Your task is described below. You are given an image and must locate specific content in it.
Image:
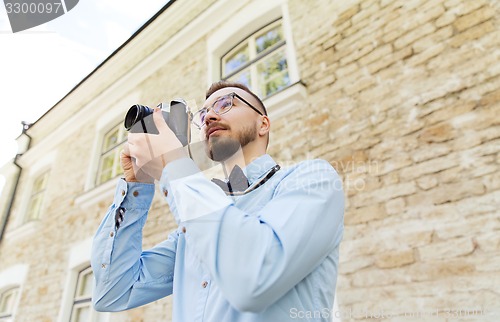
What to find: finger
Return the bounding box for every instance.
[122,142,130,156]
[127,143,140,162]
[153,107,170,132]
[130,145,151,168]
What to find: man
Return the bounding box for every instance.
[91,81,344,321]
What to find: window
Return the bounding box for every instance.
[70,267,100,322]
[58,239,108,322]
[25,170,49,222]
[0,287,19,321]
[221,19,290,99]
[96,122,126,185]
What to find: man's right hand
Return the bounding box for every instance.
[121,143,154,183]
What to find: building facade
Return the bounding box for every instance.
[0,0,499,321]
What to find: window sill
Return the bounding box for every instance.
[74,179,118,209]
[4,220,40,242]
[264,81,307,119]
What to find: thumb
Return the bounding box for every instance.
[153,106,170,132]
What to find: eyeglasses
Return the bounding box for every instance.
[192,92,264,129]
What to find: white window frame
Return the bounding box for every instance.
[221,18,290,99]
[69,267,97,322]
[58,238,109,322]
[24,170,50,222]
[0,287,19,321]
[206,0,307,120]
[0,264,28,322]
[3,151,56,241]
[95,121,127,186]
[20,151,55,225]
[75,91,141,209]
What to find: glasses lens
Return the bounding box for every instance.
[213,95,233,114]
[192,109,207,128]
[192,94,234,128]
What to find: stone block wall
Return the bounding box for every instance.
[278,0,499,320]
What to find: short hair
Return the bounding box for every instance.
[205,80,268,116]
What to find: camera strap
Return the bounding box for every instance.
[222,164,281,196]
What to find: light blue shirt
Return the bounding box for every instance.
[91,154,344,321]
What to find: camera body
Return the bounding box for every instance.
[124,98,190,146]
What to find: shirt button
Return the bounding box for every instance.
[133,190,139,197]
[121,190,125,196]
[101,264,107,269]
[201,281,208,288]
[182,226,186,233]
[163,189,168,197]
[110,232,114,237]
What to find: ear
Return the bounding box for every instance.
[258,115,270,137]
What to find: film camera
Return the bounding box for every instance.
[123,99,191,146]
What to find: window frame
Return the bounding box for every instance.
[24,170,50,222]
[0,286,19,321]
[69,266,96,322]
[206,0,304,119]
[95,120,127,186]
[58,238,109,322]
[220,18,290,99]
[0,265,26,322]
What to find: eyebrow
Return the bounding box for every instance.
[201,95,224,109]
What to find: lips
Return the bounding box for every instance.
[206,126,226,138]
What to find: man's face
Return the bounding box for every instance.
[202,87,262,161]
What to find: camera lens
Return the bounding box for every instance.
[124,104,150,131]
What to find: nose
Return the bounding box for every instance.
[204,107,221,126]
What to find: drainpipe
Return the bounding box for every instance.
[0,122,32,243]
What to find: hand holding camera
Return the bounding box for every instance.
[121,99,191,182]
[124,98,190,145]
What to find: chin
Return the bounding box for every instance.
[205,136,241,162]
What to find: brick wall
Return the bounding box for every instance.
[281,0,499,320]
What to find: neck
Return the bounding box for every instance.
[221,142,265,176]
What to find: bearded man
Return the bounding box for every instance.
[91,81,344,322]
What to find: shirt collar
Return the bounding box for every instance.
[243,154,277,186]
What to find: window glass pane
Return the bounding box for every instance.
[0,287,18,315]
[97,123,126,185]
[257,47,289,97]
[26,171,50,221]
[77,271,93,298]
[118,127,127,142]
[114,151,124,177]
[223,44,249,76]
[98,153,114,184]
[0,293,10,313]
[103,128,119,152]
[255,23,283,54]
[101,153,114,172]
[98,170,112,185]
[227,68,251,89]
[220,19,290,98]
[71,305,90,322]
[26,195,42,221]
[32,172,48,193]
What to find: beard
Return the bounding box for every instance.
[205,124,257,162]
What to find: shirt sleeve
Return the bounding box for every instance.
[160,158,344,313]
[91,179,178,312]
